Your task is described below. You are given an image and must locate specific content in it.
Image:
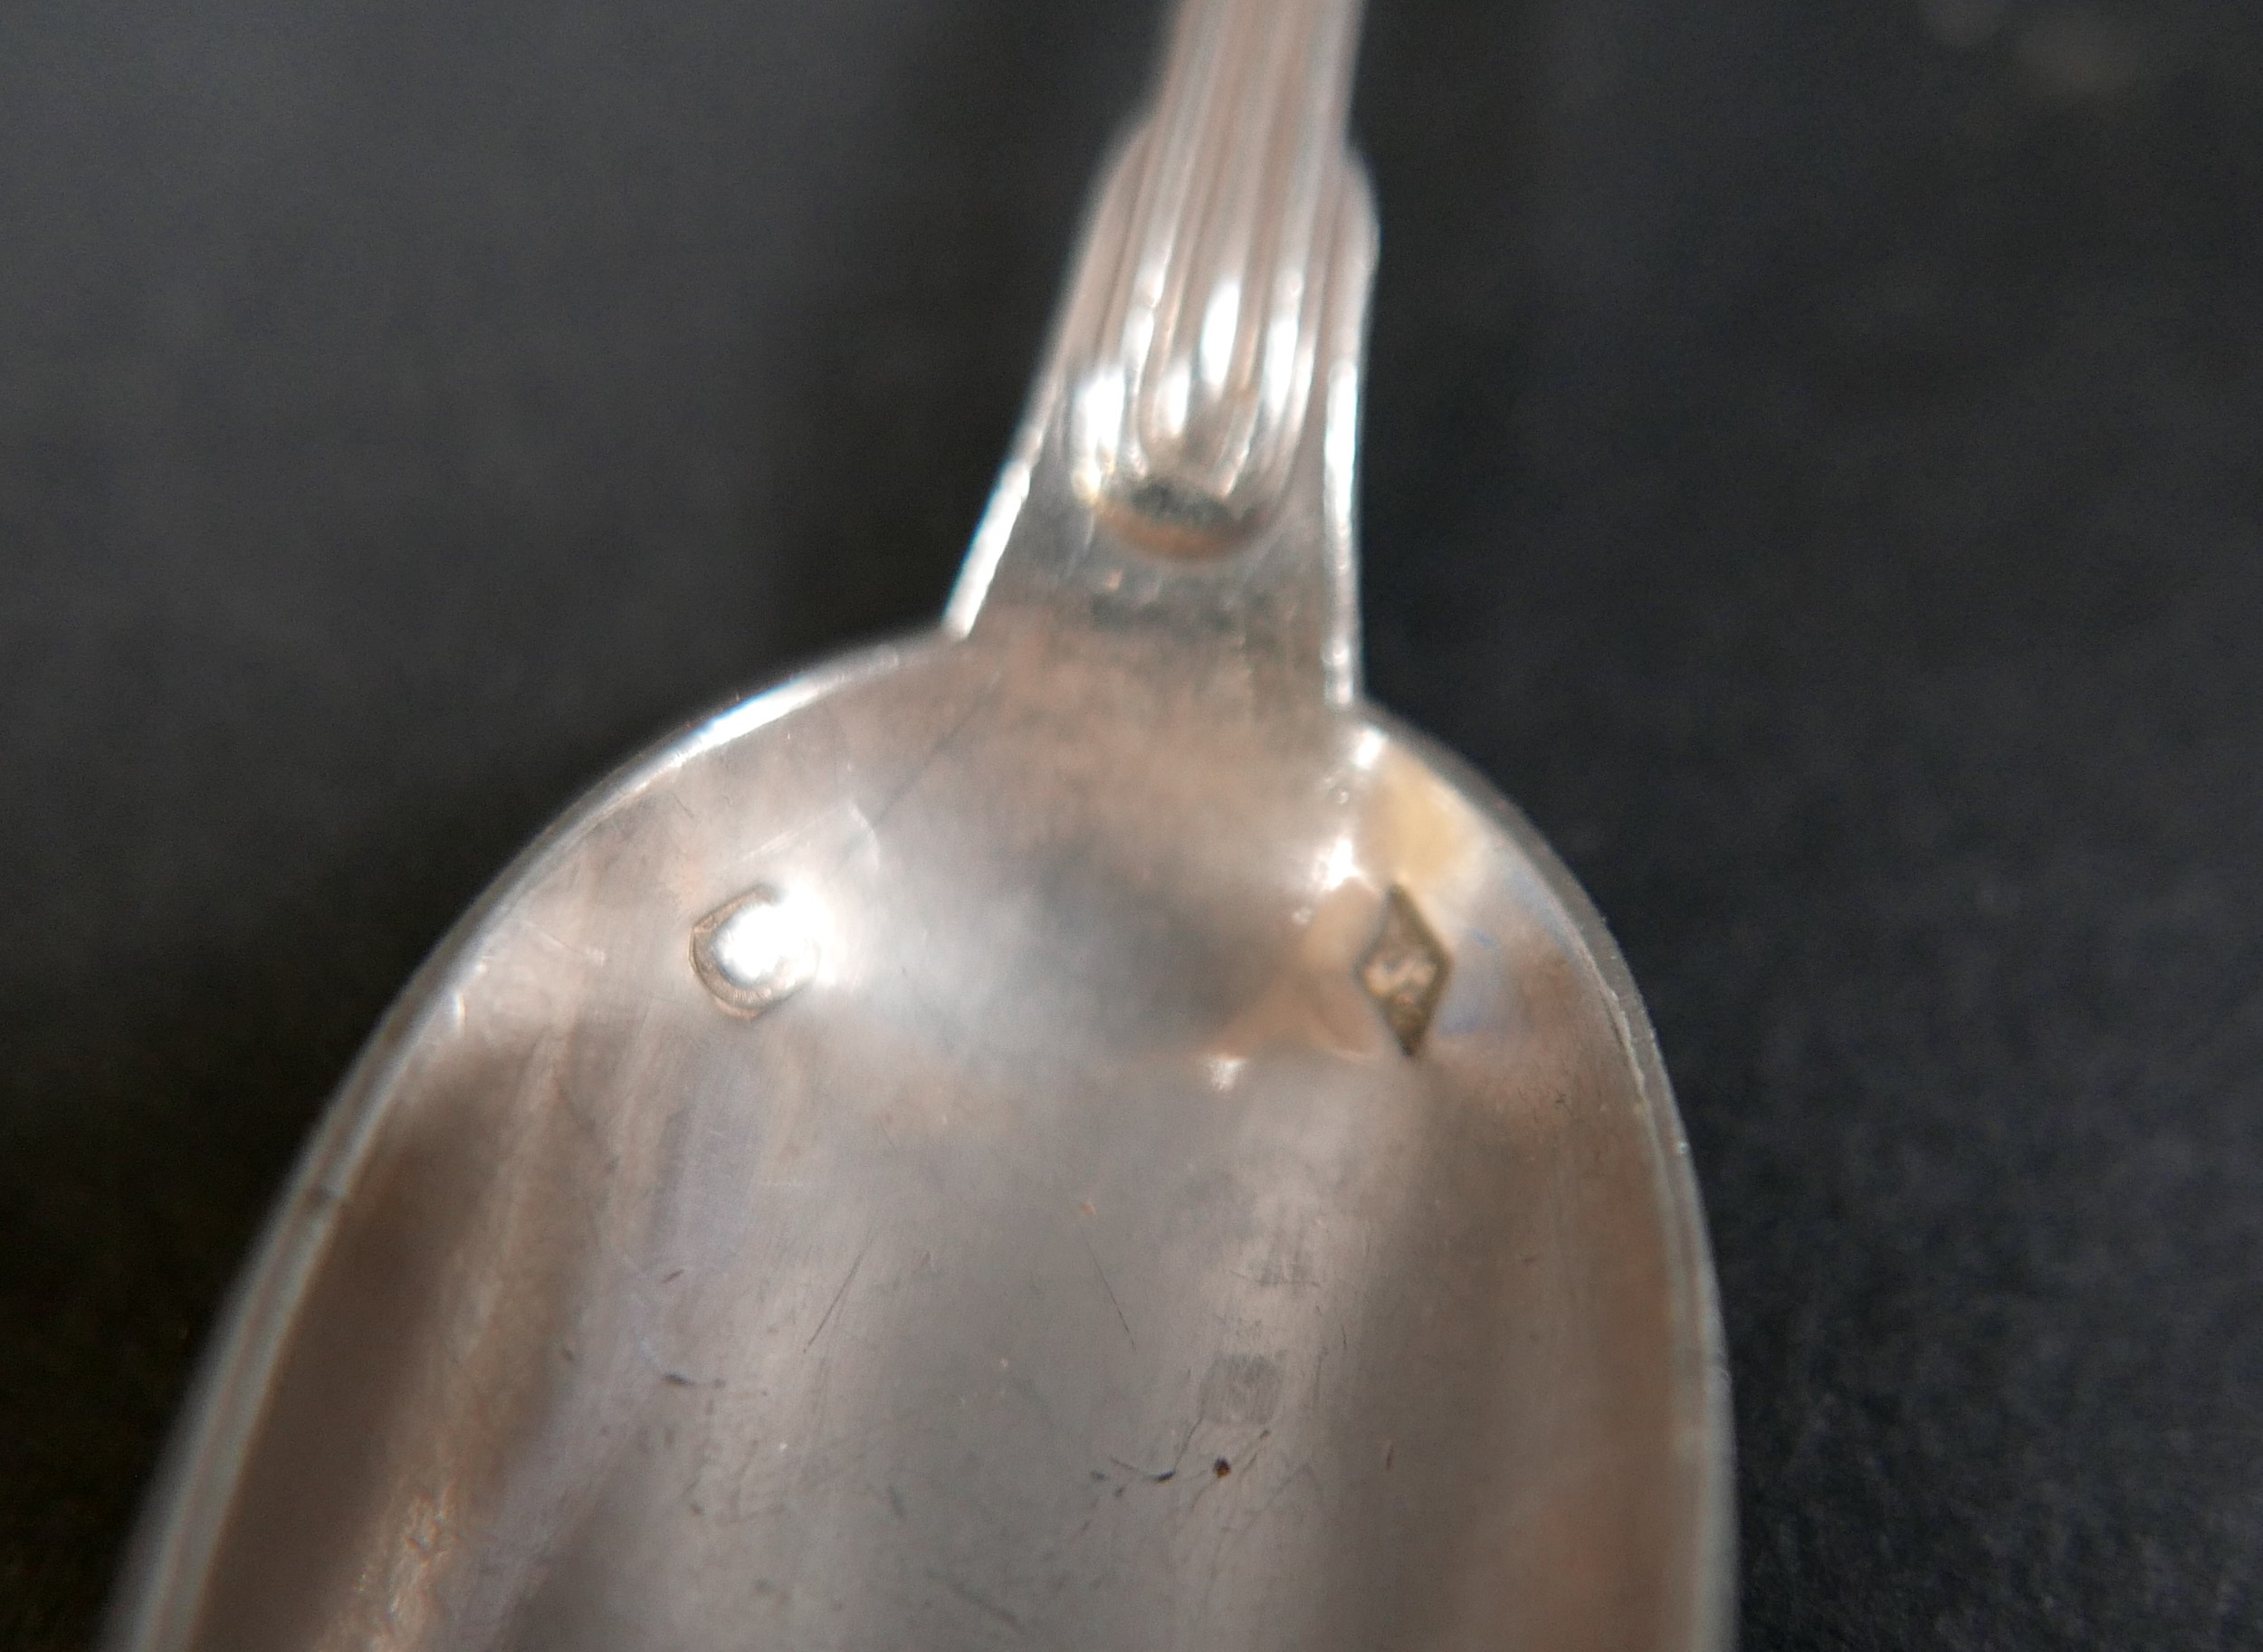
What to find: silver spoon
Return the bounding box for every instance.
[107,0,1731,1646]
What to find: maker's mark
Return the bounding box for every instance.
[692,885,817,1017]
[1359,886,1450,1055]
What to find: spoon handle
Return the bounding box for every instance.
[1070,0,1365,546]
[947,0,1377,711]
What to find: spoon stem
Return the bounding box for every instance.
[1069,0,1366,546]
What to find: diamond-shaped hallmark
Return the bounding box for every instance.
[692,885,817,1017]
[1359,885,1451,1055]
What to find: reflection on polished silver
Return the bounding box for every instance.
[105,0,1733,1647]
[690,885,817,1016]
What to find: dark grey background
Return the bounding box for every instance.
[5,0,2261,1645]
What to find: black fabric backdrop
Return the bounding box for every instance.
[5,0,2261,1645]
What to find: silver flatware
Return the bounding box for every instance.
[107,0,1732,1645]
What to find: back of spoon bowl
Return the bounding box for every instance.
[110,630,1729,1652]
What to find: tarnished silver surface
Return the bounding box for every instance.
[107,0,1733,1646]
